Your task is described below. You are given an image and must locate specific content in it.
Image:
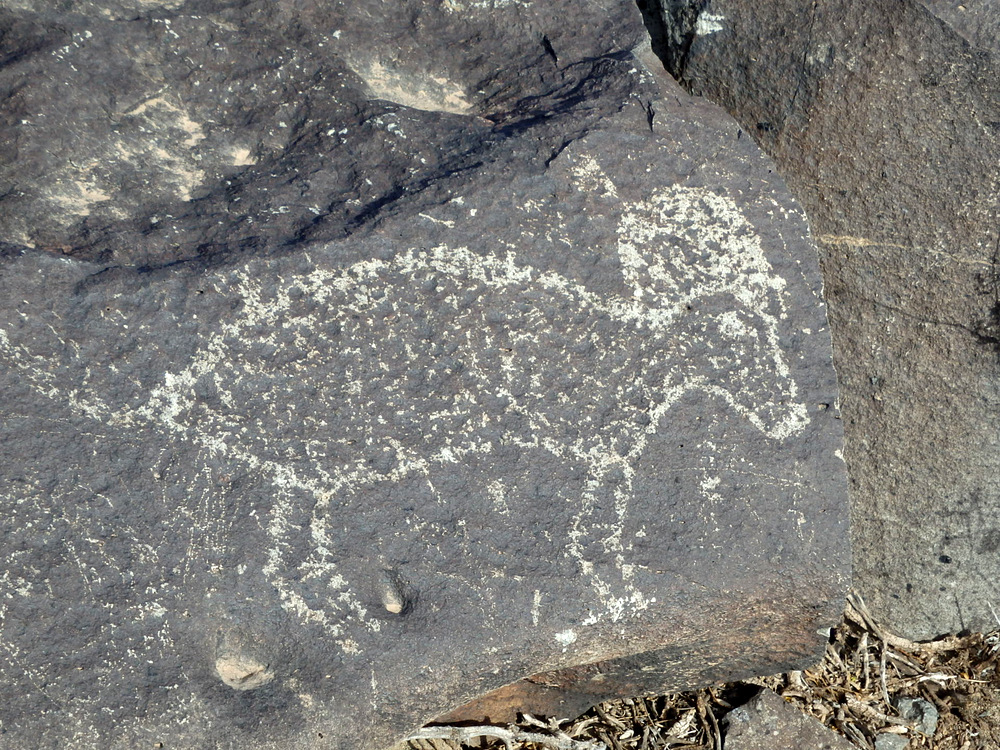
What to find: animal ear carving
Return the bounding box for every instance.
[617,185,807,440]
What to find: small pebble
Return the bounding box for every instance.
[874,733,910,750]
[215,654,273,690]
[895,697,938,736]
[380,571,406,614]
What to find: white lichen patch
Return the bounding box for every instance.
[569,154,619,199]
[112,140,204,204]
[46,178,112,220]
[229,146,256,167]
[124,96,205,148]
[695,13,725,36]
[346,58,471,115]
[28,92,211,235]
[442,0,531,12]
[555,629,577,650]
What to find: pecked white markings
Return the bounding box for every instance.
[0,157,810,651]
[695,13,726,36]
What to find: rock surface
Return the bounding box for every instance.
[650,0,1000,640]
[0,1,848,747]
[916,0,1000,55]
[722,688,858,750]
[896,696,938,737]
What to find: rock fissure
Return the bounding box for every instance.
[634,0,707,81]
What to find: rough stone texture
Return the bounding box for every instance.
[435,601,837,725]
[916,0,1000,56]
[896,696,938,736]
[722,688,857,750]
[653,0,1000,640]
[0,1,848,748]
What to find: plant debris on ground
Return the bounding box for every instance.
[401,592,1000,750]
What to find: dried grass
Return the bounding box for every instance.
[401,591,1000,750]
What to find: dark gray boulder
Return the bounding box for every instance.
[916,0,1000,55]
[723,688,857,750]
[0,1,848,747]
[648,0,1000,640]
[0,0,640,266]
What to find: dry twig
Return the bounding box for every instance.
[404,725,606,750]
[404,588,1000,750]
